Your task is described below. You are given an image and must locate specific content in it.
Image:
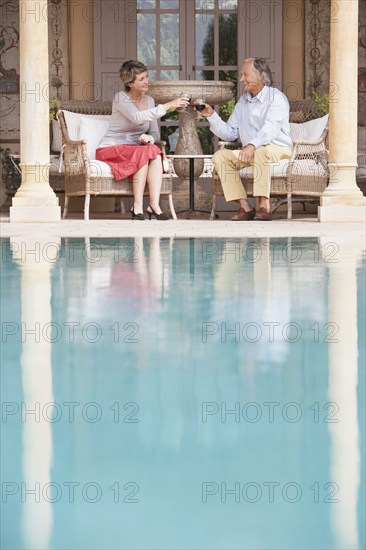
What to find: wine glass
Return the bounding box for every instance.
[194,98,206,112]
[177,92,192,111]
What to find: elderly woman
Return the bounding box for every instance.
[96,60,188,220]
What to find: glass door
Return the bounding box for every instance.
[137,0,239,153]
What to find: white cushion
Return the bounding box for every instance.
[239,158,327,180]
[85,159,171,179]
[86,159,114,177]
[239,159,289,178]
[358,126,366,154]
[49,154,63,174]
[79,116,110,159]
[51,119,62,152]
[60,111,111,157]
[289,114,329,142]
[238,116,329,180]
[288,158,328,178]
[357,128,366,176]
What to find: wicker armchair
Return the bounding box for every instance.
[211,99,329,220]
[55,100,177,220]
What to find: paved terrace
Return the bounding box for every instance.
[1,212,365,241]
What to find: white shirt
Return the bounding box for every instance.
[207,85,292,149]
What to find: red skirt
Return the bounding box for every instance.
[95,144,163,182]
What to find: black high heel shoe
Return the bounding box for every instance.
[146,205,169,221]
[131,208,144,221]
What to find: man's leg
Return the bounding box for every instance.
[252,145,292,218]
[212,149,255,220]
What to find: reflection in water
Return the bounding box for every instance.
[89,236,170,305]
[323,237,364,549]
[10,237,60,549]
[3,236,364,550]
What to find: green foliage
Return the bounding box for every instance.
[49,98,57,121]
[197,127,214,155]
[138,14,179,74]
[201,14,237,120]
[312,90,330,114]
[0,148,21,192]
[220,97,236,121]
[202,14,237,68]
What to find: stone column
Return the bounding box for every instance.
[10,0,60,222]
[318,0,365,222]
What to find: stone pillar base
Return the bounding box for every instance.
[10,162,61,222]
[10,205,61,222]
[318,204,366,223]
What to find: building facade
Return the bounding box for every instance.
[0,0,365,219]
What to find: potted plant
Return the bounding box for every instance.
[49,98,62,153]
[312,90,330,114]
[49,98,57,122]
[0,147,21,192]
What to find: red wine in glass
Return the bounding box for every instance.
[195,99,206,111]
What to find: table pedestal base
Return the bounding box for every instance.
[167,154,213,217]
[173,179,211,214]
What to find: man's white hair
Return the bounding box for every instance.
[244,57,273,86]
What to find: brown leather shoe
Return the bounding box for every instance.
[254,207,272,221]
[231,207,256,221]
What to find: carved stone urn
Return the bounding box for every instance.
[149,80,234,212]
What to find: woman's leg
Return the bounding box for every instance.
[146,157,163,213]
[132,163,149,213]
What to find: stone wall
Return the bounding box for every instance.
[1,0,364,209]
[305,0,365,125]
[359,0,366,125]
[305,0,330,98]
[0,0,70,147]
[0,0,70,205]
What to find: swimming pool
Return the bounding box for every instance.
[1,236,365,550]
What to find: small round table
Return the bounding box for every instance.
[167,154,214,218]
[149,80,234,211]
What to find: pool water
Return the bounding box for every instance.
[1,237,365,550]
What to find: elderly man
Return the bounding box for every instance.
[199,58,292,220]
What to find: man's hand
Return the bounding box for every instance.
[238,144,255,164]
[194,102,214,117]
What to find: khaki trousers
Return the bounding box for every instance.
[212,145,292,201]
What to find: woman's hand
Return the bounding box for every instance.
[139,134,154,145]
[164,97,190,111]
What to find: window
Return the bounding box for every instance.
[137,0,239,152]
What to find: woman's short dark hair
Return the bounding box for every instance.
[253,58,273,86]
[119,60,147,91]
